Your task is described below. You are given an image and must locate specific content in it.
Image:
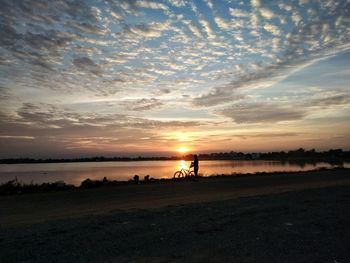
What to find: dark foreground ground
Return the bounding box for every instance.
[1,170,350,262]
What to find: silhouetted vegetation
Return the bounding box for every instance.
[80,177,111,188]
[0,177,74,195]
[185,148,349,163]
[0,175,159,195]
[1,167,349,196]
[1,148,349,164]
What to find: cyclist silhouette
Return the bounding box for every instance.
[190,154,199,177]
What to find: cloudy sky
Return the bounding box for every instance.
[0,0,349,158]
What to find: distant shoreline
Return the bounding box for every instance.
[1,148,349,164]
[1,158,350,164]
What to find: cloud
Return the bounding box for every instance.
[229,8,249,18]
[73,57,96,68]
[193,0,350,107]
[251,0,262,8]
[120,22,170,38]
[263,24,281,36]
[0,86,11,100]
[67,21,105,35]
[211,88,350,124]
[198,16,215,39]
[1,0,350,156]
[124,98,164,111]
[10,103,202,130]
[0,135,35,140]
[299,0,309,5]
[0,101,206,157]
[73,57,102,76]
[291,12,302,26]
[278,3,293,12]
[214,16,231,31]
[182,20,203,38]
[309,92,350,108]
[218,102,306,123]
[260,8,275,20]
[135,1,169,11]
[192,87,245,107]
[204,0,214,9]
[234,132,302,140]
[167,0,187,8]
[0,0,116,94]
[191,57,316,107]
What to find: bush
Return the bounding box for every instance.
[0,177,74,195]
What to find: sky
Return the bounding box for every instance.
[0,0,350,158]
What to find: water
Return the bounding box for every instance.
[0,160,348,186]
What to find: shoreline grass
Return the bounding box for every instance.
[1,167,349,196]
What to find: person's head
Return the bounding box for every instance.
[194,154,198,160]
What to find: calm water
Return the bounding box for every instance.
[0,160,348,186]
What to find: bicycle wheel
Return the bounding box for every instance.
[173,171,184,178]
[187,170,195,177]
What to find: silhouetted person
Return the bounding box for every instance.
[190,154,199,177]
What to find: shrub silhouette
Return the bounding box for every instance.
[0,177,74,195]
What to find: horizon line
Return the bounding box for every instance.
[1,148,348,161]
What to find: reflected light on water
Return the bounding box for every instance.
[1,160,349,185]
[180,160,189,170]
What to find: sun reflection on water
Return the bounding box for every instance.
[179,160,189,170]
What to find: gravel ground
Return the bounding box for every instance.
[1,185,349,263]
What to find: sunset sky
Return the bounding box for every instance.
[0,0,349,158]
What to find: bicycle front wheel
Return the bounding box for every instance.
[173,171,184,178]
[187,170,195,177]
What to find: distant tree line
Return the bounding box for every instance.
[1,148,349,164]
[0,156,173,164]
[184,148,349,161]
[182,148,349,166]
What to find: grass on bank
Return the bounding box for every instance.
[1,167,348,196]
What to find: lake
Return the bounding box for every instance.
[0,160,348,186]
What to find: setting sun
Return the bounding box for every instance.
[177,147,189,154]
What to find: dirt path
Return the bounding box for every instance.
[1,183,350,262]
[1,169,349,227]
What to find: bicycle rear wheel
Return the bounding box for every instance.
[173,171,184,178]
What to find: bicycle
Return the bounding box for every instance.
[173,166,195,178]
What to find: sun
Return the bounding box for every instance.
[177,147,189,154]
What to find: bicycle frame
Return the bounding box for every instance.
[173,167,195,178]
